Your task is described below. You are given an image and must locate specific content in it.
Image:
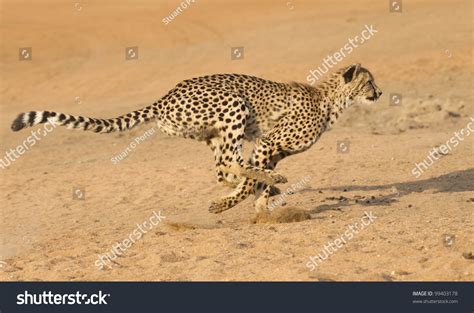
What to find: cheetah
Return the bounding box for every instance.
[11,63,382,214]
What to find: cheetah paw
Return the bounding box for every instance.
[268,172,288,184]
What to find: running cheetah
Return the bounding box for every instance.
[11,63,382,213]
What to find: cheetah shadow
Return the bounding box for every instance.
[304,168,474,215]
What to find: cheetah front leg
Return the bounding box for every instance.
[209,137,277,213]
[254,152,289,212]
[209,114,312,214]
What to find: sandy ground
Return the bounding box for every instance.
[0,0,473,281]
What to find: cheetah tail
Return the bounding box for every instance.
[11,103,160,133]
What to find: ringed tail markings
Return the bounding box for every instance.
[11,102,161,133]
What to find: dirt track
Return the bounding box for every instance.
[0,0,473,281]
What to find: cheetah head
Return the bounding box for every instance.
[340,64,382,105]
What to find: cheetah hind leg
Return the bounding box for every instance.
[206,138,242,188]
[218,164,287,186]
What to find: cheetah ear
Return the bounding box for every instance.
[342,63,361,83]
